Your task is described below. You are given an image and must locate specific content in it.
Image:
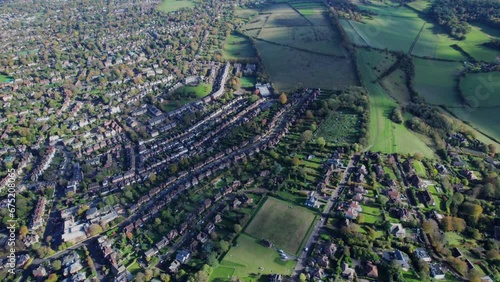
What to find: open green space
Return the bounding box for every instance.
[343,14,423,52]
[0,75,14,83]
[449,107,500,142]
[254,40,356,91]
[406,0,432,13]
[414,58,463,106]
[174,83,212,98]
[356,49,434,157]
[315,111,360,145]
[380,69,411,104]
[157,0,194,13]
[240,76,256,88]
[460,72,500,107]
[240,3,356,91]
[257,25,344,56]
[244,197,316,255]
[412,160,427,177]
[412,22,499,62]
[210,233,296,281]
[222,33,256,60]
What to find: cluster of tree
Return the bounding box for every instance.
[327,0,375,21]
[428,0,500,39]
[483,38,500,50]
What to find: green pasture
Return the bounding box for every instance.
[413,58,463,106]
[244,197,316,255]
[157,0,194,12]
[356,49,434,157]
[222,33,256,60]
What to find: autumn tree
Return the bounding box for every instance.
[19,225,28,238]
[278,92,287,104]
[301,130,313,142]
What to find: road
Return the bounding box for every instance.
[292,154,359,277]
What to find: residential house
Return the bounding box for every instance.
[430,263,445,280]
[365,261,379,279]
[390,223,406,238]
[176,250,190,264]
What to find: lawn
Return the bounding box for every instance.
[157,0,194,13]
[356,49,434,157]
[315,111,360,145]
[412,160,427,177]
[173,83,212,98]
[445,232,465,246]
[210,234,296,281]
[460,72,500,107]
[360,204,382,224]
[244,197,316,254]
[0,75,13,83]
[414,58,463,106]
[240,76,256,88]
[222,33,256,60]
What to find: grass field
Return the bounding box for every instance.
[210,234,296,281]
[0,75,14,83]
[257,25,345,56]
[241,3,357,91]
[380,69,411,104]
[414,58,463,106]
[413,160,427,177]
[356,49,435,157]
[254,40,357,91]
[315,111,360,145]
[450,107,500,141]
[460,72,500,107]
[240,76,257,88]
[222,33,256,60]
[360,204,382,224]
[174,83,212,97]
[157,0,194,13]
[244,197,316,254]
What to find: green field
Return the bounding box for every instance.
[344,12,423,52]
[460,72,500,107]
[240,76,257,88]
[244,197,316,254]
[174,83,212,97]
[241,3,357,91]
[0,75,14,83]
[315,111,360,145]
[414,58,463,106]
[450,107,500,141]
[222,33,256,60]
[157,0,194,13]
[210,234,296,281]
[380,69,411,104]
[254,40,357,91]
[413,160,427,177]
[356,49,435,157]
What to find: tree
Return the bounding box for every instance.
[317,137,326,148]
[234,224,242,233]
[160,274,171,282]
[487,144,496,156]
[414,152,423,161]
[278,92,287,104]
[391,107,403,124]
[51,260,62,271]
[301,130,313,142]
[46,273,58,282]
[19,225,28,238]
[299,273,307,282]
[218,240,230,253]
[292,157,301,166]
[88,224,103,236]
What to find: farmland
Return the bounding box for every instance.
[413,58,463,106]
[460,72,500,107]
[210,234,296,281]
[240,2,357,91]
[157,0,194,13]
[244,197,316,255]
[222,33,256,60]
[356,48,435,157]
